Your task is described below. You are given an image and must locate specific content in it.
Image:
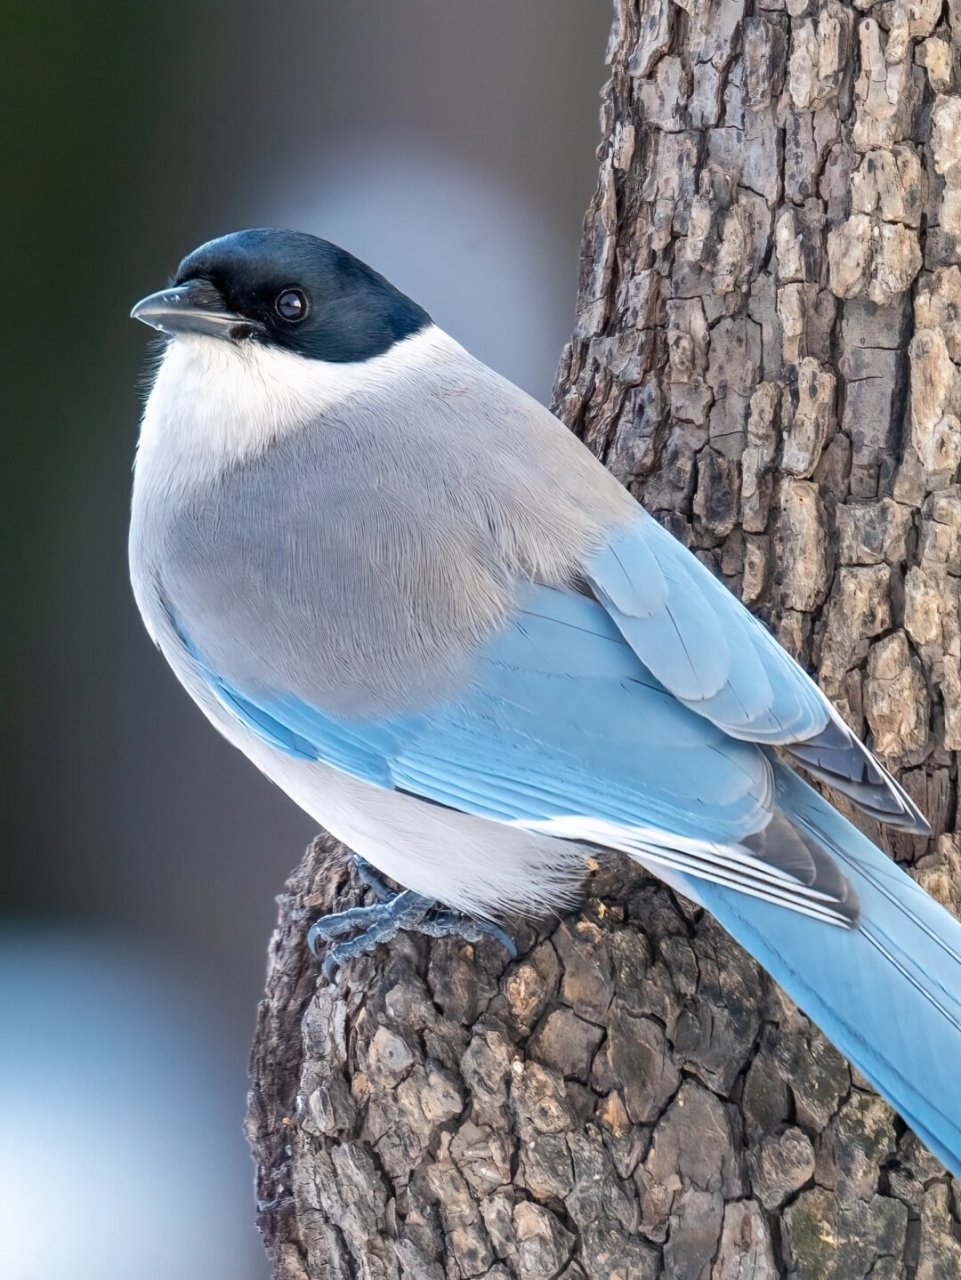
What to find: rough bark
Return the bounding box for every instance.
[248,3,961,1277]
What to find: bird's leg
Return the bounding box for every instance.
[350,855,396,902]
[308,859,517,980]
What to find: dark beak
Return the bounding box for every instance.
[130,280,261,340]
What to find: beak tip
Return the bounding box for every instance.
[130,297,163,330]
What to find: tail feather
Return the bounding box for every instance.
[742,810,860,919]
[687,765,961,1178]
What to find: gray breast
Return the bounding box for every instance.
[132,354,631,719]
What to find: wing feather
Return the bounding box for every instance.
[586,515,927,832]
[176,584,856,920]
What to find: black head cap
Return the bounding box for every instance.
[174,229,431,362]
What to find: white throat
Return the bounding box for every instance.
[134,322,459,483]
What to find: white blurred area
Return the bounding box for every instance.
[0,929,252,1280]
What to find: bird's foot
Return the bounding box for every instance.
[308,857,517,980]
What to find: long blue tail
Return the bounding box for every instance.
[692,766,961,1177]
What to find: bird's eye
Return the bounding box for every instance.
[274,288,308,322]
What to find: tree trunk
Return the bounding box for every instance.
[247,3,961,1277]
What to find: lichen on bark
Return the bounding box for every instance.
[249,3,961,1277]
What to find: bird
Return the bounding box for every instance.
[130,228,961,1178]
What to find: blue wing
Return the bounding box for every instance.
[177,584,854,923]
[585,515,927,830]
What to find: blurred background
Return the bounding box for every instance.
[2,3,610,1276]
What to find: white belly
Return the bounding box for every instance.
[201,686,589,918]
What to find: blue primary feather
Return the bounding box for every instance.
[586,515,830,741]
[691,766,961,1177]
